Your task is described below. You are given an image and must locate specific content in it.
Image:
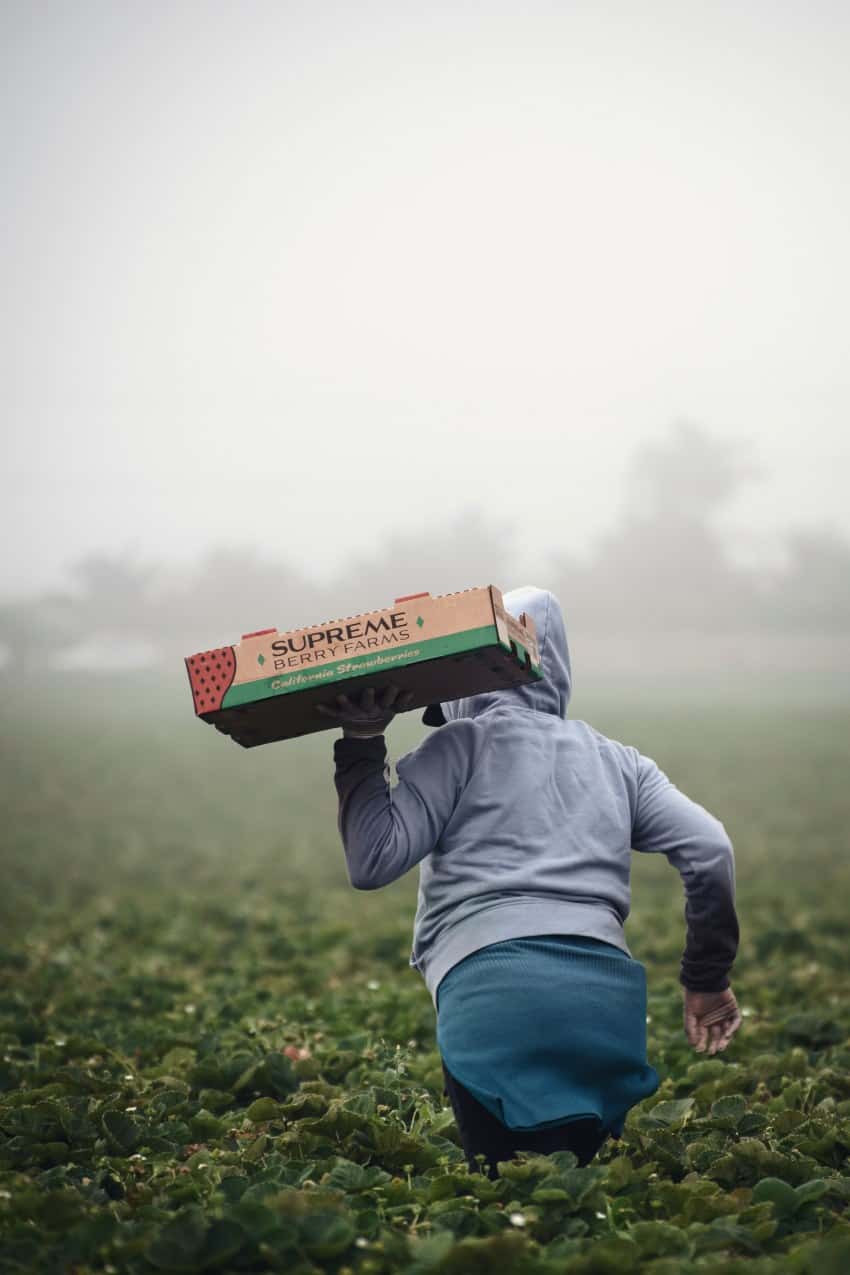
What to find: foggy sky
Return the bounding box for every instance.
[3,0,849,597]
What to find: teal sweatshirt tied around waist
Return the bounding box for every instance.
[332,585,740,1007]
[435,934,660,1134]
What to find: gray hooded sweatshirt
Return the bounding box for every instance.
[332,585,739,1008]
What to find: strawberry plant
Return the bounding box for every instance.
[0,678,848,1271]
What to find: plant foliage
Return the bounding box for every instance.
[1,682,848,1272]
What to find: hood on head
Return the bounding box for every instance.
[425,586,571,724]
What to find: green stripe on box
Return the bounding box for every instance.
[221,624,541,708]
[507,636,538,671]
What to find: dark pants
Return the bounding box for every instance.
[441,1059,611,1180]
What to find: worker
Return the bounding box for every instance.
[316,585,741,1179]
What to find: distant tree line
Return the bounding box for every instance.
[2,424,848,675]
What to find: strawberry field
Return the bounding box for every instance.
[1,676,849,1274]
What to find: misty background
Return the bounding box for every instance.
[3,1,849,700]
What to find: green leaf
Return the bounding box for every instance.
[234,1051,298,1099]
[630,1219,692,1259]
[531,1185,571,1202]
[145,1205,207,1271]
[246,1097,281,1123]
[324,1158,392,1192]
[298,1208,356,1259]
[189,1051,257,1091]
[158,1046,197,1073]
[242,1133,268,1162]
[497,1154,558,1181]
[738,1111,769,1136]
[605,1157,634,1192]
[562,1236,641,1271]
[197,1087,235,1113]
[190,1107,226,1138]
[196,1219,247,1270]
[794,1178,830,1207]
[686,1058,728,1083]
[785,1234,850,1275]
[692,1216,764,1256]
[342,1090,377,1116]
[101,1109,142,1152]
[230,1198,279,1240]
[642,1098,695,1128]
[406,1229,456,1273]
[710,1094,748,1126]
[752,1176,800,1216]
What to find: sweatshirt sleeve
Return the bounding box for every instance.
[630,750,740,993]
[332,722,476,890]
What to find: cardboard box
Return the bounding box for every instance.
[185,585,542,747]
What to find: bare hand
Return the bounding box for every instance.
[314,683,416,737]
[683,986,742,1055]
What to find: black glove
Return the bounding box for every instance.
[314,684,416,738]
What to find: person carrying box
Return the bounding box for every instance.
[316,585,741,1179]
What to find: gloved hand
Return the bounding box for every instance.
[314,684,416,738]
[683,985,742,1055]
